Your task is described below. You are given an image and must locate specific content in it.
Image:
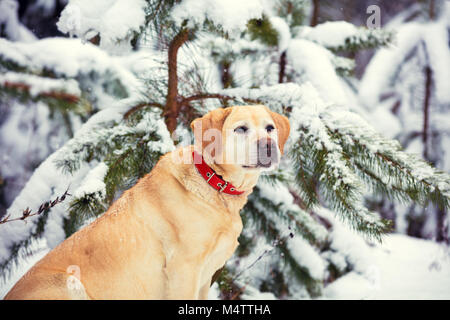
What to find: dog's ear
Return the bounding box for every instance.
[267,109,290,154]
[190,107,233,155]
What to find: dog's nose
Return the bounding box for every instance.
[257,138,278,167]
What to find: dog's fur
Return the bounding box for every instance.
[4,105,290,300]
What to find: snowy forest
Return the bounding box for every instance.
[0,0,449,299]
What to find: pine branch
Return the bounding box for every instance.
[290,127,392,241]
[241,191,324,296]
[55,107,171,175]
[329,28,394,52]
[332,56,355,76]
[0,38,142,107]
[0,72,82,113]
[0,212,49,281]
[1,81,80,104]
[123,102,165,119]
[300,24,394,53]
[322,112,450,210]
[245,185,328,246]
[181,93,261,106]
[55,107,173,236]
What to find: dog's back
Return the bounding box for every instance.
[4,165,171,300]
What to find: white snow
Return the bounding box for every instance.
[298,21,358,49]
[0,37,145,100]
[258,179,328,243]
[0,0,37,42]
[323,234,450,299]
[0,147,92,262]
[286,235,326,280]
[0,240,49,299]
[423,17,450,103]
[241,284,277,300]
[57,0,147,53]
[368,101,402,138]
[0,97,144,265]
[318,208,373,275]
[73,162,108,200]
[269,16,291,52]
[171,0,264,34]
[0,72,81,97]
[1,0,449,302]
[359,23,423,108]
[287,39,347,105]
[358,4,450,108]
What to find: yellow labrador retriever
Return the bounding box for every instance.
[4,105,290,300]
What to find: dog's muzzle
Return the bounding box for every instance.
[242,138,279,169]
[257,138,279,168]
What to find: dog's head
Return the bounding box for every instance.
[191,105,290,172]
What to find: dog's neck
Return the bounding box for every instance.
[207,162,260,193]
[173,146,260,213]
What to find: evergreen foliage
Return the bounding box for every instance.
[0,0,448,299]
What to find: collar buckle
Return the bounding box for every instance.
[219,181,228,193]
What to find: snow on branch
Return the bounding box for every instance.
[171,0,264,33]
[298,21,393,52]
[358,3,450,109]
[0,72,81,104]
[0,97,146,267]
[218,82,448,239]
[56,106,173,175]
[0,0,36,42]
[205,36,267,63]
[322,110,450,208]
[57,0,148,53]
[257,179,328,245]
[0,38,146,102]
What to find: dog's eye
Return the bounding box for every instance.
[266,125,275,133]
[234,126,248,134]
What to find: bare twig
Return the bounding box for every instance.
[0,188,71,225]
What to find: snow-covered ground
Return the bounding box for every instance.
[323,234,450,300]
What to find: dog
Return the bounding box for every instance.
[4,105,290,300]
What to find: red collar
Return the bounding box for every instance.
[192,151,244,195]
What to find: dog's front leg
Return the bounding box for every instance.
[164,257,202,299]
[198,278,212,300]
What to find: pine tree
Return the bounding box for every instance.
[0,0,449,299]
[359,0,450,242]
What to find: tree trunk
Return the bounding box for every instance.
[436,208,447,243]
[165,28,189,133]
[220,60,232,88]
[310,0,320,27]
[422,66,432,160]
[278,51,287,83]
